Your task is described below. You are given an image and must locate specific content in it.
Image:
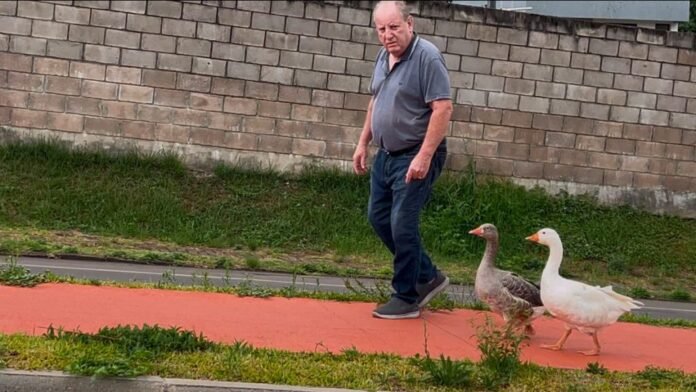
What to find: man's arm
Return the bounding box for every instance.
[353,97,375,175]
[405,98,452,183]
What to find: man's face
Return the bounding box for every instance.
[374,4,413,58]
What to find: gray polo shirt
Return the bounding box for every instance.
[370,34,451,152]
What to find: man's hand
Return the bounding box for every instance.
[353,144,369,175]
[405,152,431,183]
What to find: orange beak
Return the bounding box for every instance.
[525,233,539,243]
[468,226,483,236]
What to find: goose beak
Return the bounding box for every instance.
[468,227,483,236]
[525,233,539,243]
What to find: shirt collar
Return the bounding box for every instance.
[380,32,419,70]
[403,32,419,61]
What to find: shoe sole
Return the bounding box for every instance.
[418,276,450,308]
[371,310,421,319]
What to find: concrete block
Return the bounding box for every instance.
[597,88,627,105]
[266,31,298,51]
[478,42,509,60]
[491,60,522,78]
[504,78,535,96]
[609,106,640,123]
[674,81,696,98]
[177,38,211,57]
[519,96,549,113]
[32,20,68,40]
[91,9,126,29]
[588,38,618,56]
[338,7,370,26]
[460,56,491,74]
[614,74,644,91]
[648,45,678,63]
[17,1,53,20]
[677,48,696,66]
[559,35,588,52]
[162,19,197,38]
[639,109,669,126]
[509,46,539,63]
[549,99,580,116]
[197,23,231,42]
[211,77,244,96]
[619,41,648,59]
[627,92,657,109]
[553,67,583,84]
[147,1,182,18]
[299,36,331,55]
[631,60,661,77]
[305,2,338,22]
[121,49,156,69]
[84,44,120,64]
[583,70,613,88]
[497,27,527,46]
[656,95,686,112]
[567,85,596,102]
[580,102,610,120]
[456,89,487,107]
[9,36,46,55]
[260,65,293,84]
[571,53,601,70]
[540,49,570,67]
[529,31,558,49]
[466,24,496,42]
[522,63,552,81]
[69,25,104,44]
[447,38,478,56]
[227,61,260,81]
[126,14,161,33]
[105,29,140,49]
[33,58,69,76]
[182,3,217,22]
[193,57,227,77]
[535,81,565,99]
[661,63,690,81]
[601,57,630,74]
[487,92,519,109]
[286,16,317,36]
[110,1,145,14]
[219,8,251,27]
[55,5,90,24]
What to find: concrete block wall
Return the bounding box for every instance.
[0,0,694,216]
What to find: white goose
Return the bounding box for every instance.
[526,228,643,356]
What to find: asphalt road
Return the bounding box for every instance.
[9,256,696,321]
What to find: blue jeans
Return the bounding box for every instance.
[368,145,447,304]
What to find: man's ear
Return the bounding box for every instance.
[407,15,414,30]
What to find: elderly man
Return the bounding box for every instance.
[353,0,453,319]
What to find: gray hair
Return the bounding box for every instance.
[374,1,412,21]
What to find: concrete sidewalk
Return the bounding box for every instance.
[0,369,364,392]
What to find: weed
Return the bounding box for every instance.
[234,279,274,298]
[42,324,215,378]
[67,349,148,378]
[629,287,651,299]
[669,288,692,302]
[586,361,608,375]
[0,257,46,287]
[419,354,475,388]
[244,256,261,270]
[157,269,177,288]
[475,317,524,390]
[637,366,686,388]
[215,257,232,269]
[344,278,391,304]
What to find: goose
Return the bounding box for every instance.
[526,228,644,356]
[469,223,545,335]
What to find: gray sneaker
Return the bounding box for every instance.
[372,297,420,319]
[416,271,450,308]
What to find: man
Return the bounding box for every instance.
[353,0,453,319]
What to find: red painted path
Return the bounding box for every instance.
[1,283,694,373]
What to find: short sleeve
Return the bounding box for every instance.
[421,57,451,103]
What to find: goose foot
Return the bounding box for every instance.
[540,343,564,351]
[578,349,600,356]
[541,328,572,351]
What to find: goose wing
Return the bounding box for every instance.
[500,271,543,306]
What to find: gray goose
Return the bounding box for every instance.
[469,223,545,335]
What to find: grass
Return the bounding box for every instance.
[0,137,694,300]
[1,323,695,391]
